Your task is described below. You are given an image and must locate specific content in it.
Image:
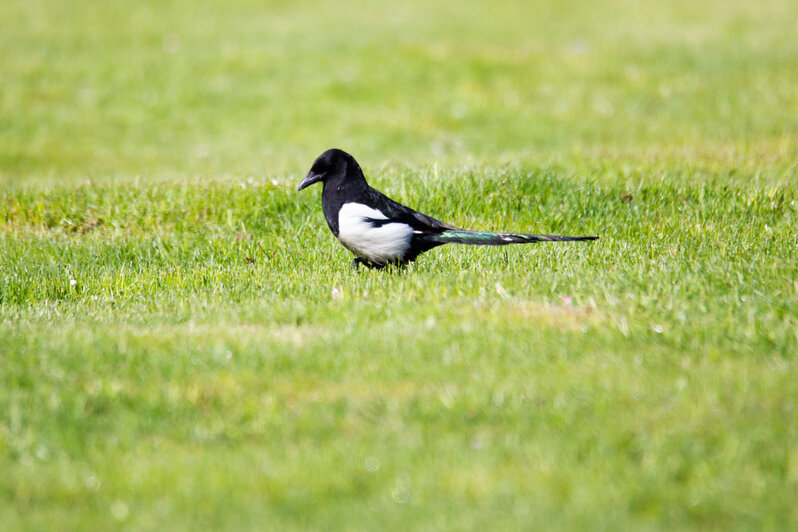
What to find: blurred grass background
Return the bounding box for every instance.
[2,0,798,530]
[2,0,797,185]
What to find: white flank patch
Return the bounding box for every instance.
[337,203,413,264]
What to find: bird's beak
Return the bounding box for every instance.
[297,171,323,191]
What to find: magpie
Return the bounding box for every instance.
[298,149,597,269]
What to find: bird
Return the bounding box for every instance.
[297,149,597,269]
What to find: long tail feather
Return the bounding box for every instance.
[422,230,598,246]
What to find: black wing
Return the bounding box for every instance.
[362,186,460,234]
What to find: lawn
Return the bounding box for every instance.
[2,0,797,529]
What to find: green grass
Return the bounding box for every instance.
[2,0,798,529]
[3,0,798,186]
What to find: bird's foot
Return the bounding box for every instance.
[351,257,390,270]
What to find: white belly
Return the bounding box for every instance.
[337,203,413,264]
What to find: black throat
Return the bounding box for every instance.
[320,163,370,236]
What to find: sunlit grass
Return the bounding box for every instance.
[3,166,797,529]
[2,0,798,186]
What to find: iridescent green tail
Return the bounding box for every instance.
[422,230,598,246]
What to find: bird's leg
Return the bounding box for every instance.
[351,257,389,270]
[351,257,365,270]
[384,262,407,274]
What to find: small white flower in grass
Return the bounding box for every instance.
[35,445,49,461]
[365,456,380,472]
[111,500,129,521]
[331,287,341,299]
[470,434,486,450]
[391,484,410,504]
[84,474,101,490]
[494,282,508,298]
[69,279,77,287]
[654,324,664,334]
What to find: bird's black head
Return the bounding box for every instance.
[297,148,363,191]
